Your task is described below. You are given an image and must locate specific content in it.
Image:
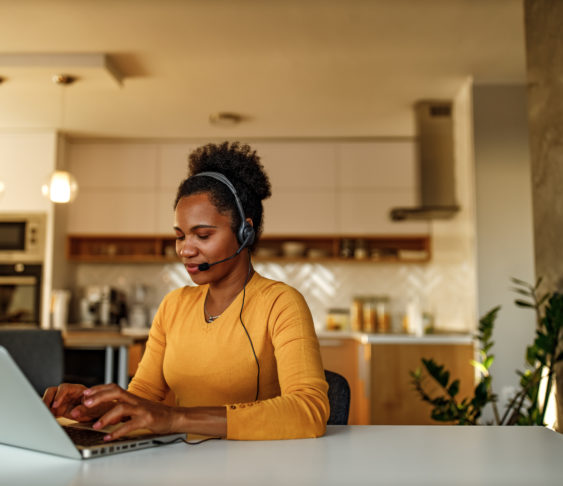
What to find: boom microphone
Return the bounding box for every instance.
[197,243,247,271]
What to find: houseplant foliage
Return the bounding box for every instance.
[410,278,563,425]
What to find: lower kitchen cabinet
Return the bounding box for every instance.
[318,334,475,425]
[370,342,475,425]
[318,336,371,425]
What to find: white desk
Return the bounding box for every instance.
[1,426,562,485]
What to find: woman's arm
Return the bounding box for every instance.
[80,384,226,440]
[226,287,330,440]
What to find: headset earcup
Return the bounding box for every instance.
[239,223,255,248]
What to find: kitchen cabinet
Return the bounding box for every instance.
[66,234,431,263]
[370,342,475,425]
[318,333,475,425]
[318,336,370,425]
[336,142,430,235]
[66,140,429,237]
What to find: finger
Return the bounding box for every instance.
[83,386,137,409]
[52,384,82,409]
[70,404,100,422]
[102,419,147,442]
[42,387,56,407]
[93,403,137,431]
[83,383,122,396]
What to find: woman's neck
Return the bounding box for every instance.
[205,260,254,316]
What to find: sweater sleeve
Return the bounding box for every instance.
[226,287,330,440]
[127,298,170,402]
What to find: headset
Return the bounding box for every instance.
[191,171,260,401]
[193,171,255,264]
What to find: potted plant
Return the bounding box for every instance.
[410,278,563,426]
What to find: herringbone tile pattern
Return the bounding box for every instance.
[74,260,476,332]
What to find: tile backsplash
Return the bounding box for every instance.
[72,260,476,333]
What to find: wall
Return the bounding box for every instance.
[0,130,63,328]
[472,84,536,415]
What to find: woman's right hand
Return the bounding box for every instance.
[42,383,109,422]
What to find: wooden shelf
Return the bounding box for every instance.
[67,234,178,263]
[67,234,431,263]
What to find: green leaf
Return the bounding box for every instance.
[511,276,532,287]
[483,355,495,370]
[471,360,488,376]
[447,380,460,398]
[515,299,535,308]
[511,288,532,297]
[438,370,450,388]
[526,346,538,366]
[534,333,554,353]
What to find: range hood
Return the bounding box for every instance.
[390,101,460,221]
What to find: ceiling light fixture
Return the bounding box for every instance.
[209,112,243,126]
[42,73,79,204]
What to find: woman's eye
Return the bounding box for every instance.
[175,235,185,241]
[197,234,209,240]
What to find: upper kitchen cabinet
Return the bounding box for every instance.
[67,143,161,234]
[65,140,428,237]
[336,142,430,235]
[155,143,200,233]
[252,142,338,234]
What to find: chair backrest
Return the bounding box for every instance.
[325,369,351,425]
[0,329,63,396]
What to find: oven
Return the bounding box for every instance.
[0,263,42,326]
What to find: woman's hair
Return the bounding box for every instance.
[174,141,272,250]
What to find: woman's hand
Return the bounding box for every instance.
[82,383,183,441]
[42,383,111,422]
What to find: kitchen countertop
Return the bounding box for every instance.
[316,330,474,345]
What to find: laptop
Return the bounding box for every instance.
[0,345,186,459]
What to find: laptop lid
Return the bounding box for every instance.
[0,346,186,460]
[0,345,81,459]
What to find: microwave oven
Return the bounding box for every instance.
[0,213,46,262]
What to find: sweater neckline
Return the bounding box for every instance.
[200,272,260,325]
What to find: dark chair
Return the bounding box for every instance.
[0,329,64,396]
[325,370,351,425]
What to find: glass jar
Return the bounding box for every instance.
[326,308,350,331]
[350,297,364,332]
[375,296,391,333]
[362,297,377,333]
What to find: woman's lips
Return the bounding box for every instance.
[185,263,202,274]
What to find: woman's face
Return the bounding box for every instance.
[174,192,241,285]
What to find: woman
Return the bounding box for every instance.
[44,142,329,440]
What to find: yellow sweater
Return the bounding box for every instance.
[128,272,330,440]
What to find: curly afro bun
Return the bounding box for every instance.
[174,141,272,250]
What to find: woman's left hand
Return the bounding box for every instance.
[82,384,181,441]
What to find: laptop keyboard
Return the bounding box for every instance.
[63,426,109,446]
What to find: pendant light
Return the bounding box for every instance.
[42,74,79,204]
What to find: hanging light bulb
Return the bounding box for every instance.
[42,74,79,204]
[42,170,78,203]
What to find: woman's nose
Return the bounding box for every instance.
[177,238,197,258]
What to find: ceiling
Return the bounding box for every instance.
[0,0,527,139]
